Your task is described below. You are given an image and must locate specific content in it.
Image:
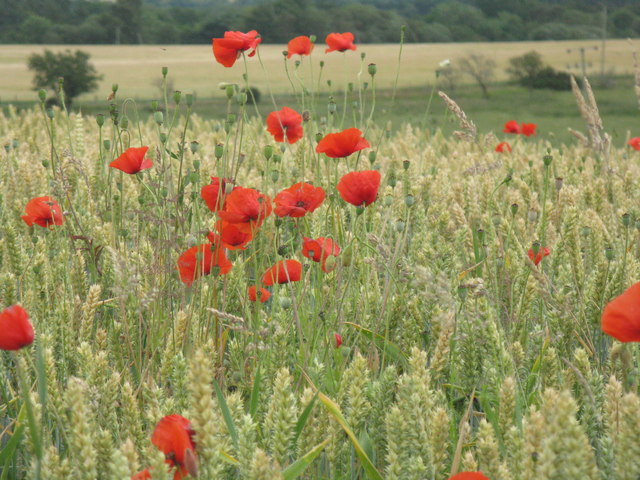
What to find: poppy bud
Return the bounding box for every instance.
[227,113,236,125]
[271,170,279,182]
[280,297,292,309]
[46,108,54,119]
[119,115,129,129]
[294,60,301,68]
[151,100,159,110]
[190,141,199,154]
[341,245,353,266]
[356,206,365,216]
[360,52,366,60]
[154,111,164,125]
[263,145,273,160]
[275,218,283,228]
[272,154,281,163]
[622,213,631,227]
[41,159,49,168]
[324,255,337,272]
[310,35,317,43]
[186,93,193,106]
[388,174,397,188]
[215,144,224,159]
[511,203,518,216]
[162,66,168,77]
[543,154,553,166]
[237,92,247,105]
[320,60,325,67]
[555,177,563,191]
[384,196,393,207]
[368,63,377,76]
[404,195,415,207]
[111,83,119,93]
[189,172,199,184]
[334,333,342,348]
[605,246,614,261]
[225,85,235,99]
[159,133,168,144]
[38,89,46,102]
[103,139,111,151]
[96,114,105,127]
[138,195,145,205]
[224,183,234,194]
[173,90,182,104]
[368,151,377,165]
[315,133,323,143]
[327,79,332,87]
[282,50,288,57]
[403,160,410,170]
[395,219,405,232]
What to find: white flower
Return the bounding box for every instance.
[439,59,451,68]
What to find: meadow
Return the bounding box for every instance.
[1,32,640,480]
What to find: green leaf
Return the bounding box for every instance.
[212,379,239,452]
[282,439,329,480]
[249,364,262,419]
[292,392,317,447]
[344,322,407,367]
[318,392,383,480]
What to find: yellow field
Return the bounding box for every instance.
[0,39,637,102]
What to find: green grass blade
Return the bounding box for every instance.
[344,322,407,366]
[282,439,329,480]
[317,392,383,480]
[249,364,262,419]
[212,379,239,452]
[292,392,317,447]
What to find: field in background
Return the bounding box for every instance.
[0,40,637,102]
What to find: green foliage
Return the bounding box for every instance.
[508,51,572,91]
[27,49,102,105]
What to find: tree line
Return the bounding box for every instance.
[2,0,640,45]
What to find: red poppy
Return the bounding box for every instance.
[336,170,381,207]
[131,470,151,480]
[248,285,271,303]
[109,146,152,174]
[521,123,537,137]
[448,473,489,480]
[334,333,342,348]
[208,221,253,250]
[527,246,550,266]
[287,36,314,58]
[177,244,232,286]
[212,30,261,68]
[503,120,520,134]
[274,182,325,218]
[302,237,340,272]
[21,196,64,228]
[201,177,234,213]
[266,107,304,144]
[218,187,272,233]
[316,128,370,158]
[628,137,640,150]
[325,32,356,53]
[151,414,198,480]
[495,142,512,153]
[0,305,34,351]
[602,281,640,342]
[262,259,302,286]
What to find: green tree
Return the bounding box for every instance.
[28,49,102,106]
[506,51,545,85]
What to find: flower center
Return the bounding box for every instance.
[296,201,306,208]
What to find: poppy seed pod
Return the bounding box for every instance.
[161,66,168,77]
[154,111,164,125]
[263,145,273,160]
[368,63,377,76]
[38,89,46,102]
[404,195,415,207]
[119,115,129,129]
[151,100,159,110]
[225,85,235,99]
[186,93,193,106]
[622,213,631,227]
[214,144,224,159]
[159,133,167,144]
[555,177,563,191]
[511,203,519,216]
[111,83,119,93]
[605,246,614,261]
[543,153,553,166]
[190,141,199,155]
[46,108,54,119]
[103,139,111,151]
[96,114,105,127]
[280,297,292,309]
[173,90,182,104]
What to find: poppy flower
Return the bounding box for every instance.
[177,244,232,286]
[201,177,234,213]
[248,285,271,303]
[21,196,64,228]
[495,142,512,153]
[266,107,304,144]
[316,128,370,158]
[521,123,537,137]
[212,30,261,68]
[287,36,314,58]
[601,281,640,342]
[218,187,272,233]
[325,32,356,53]
[208,221,253,250]
[628,137,640,150]
[503,120,520,135]
[0,305,34,351]
[334,333,343,348]
[274,182,325,218]
[109,146,152,174]
[302,237,340,272]
[131,470,151,480]
[448,473,489,480]
[527,246,550,266]
[151,414,198,480]
[262,259,302,286]
[336,170,381,207]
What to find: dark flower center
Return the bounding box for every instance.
[296,201,306,208]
